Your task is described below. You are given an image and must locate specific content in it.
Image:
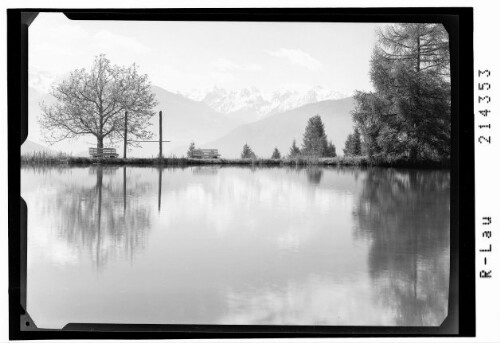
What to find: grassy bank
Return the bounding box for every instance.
[21,153,448,168]
[21,151,74,165]
[21,153,369,166]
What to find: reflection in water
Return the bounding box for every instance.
[48,166,152,268]
[305,168,323,184]
[354,169,450,326]
[123,167,127,213]
[192,166,220,175]
[22,166,450,328]
[158,166,162,212]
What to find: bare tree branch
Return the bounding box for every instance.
[39,54,158,149]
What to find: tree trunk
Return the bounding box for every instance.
[97,136,104,149]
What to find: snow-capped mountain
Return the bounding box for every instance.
[263,86,349,116]
[179,86,349,122]
[202,86,269,115]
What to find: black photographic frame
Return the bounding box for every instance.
[8,7,474,340]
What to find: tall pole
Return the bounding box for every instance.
[159,110,163,159]
[124,111,128,159]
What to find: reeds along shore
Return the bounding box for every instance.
[21,152,449,168]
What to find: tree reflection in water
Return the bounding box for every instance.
[305,168,323,185]
[51,166,152,269]
[354,168,450,326]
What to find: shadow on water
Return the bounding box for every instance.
[48,166,152,269]
[353,168,450,326]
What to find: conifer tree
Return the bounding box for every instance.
[352,24,450,162]
[241,143,256,159]
[301,115,329,157]
[343,127,362,156]
[289,139,301,158]
[187,142,196,157]
[271,147,281,159]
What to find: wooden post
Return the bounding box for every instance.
[124,111,128,159]
[159,110,163,159]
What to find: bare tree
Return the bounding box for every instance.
[40,54,158,149]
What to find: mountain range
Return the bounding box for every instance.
[199,97,356,159]
[180,86,349,123]
[24,84,355,158]
[21,140,53,155]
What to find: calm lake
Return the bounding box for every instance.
[21,165,450,329]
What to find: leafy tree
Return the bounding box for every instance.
[187,142,196,157]
[271,147,281,159]
[344,134,354,156]
[241,143,256,159]
[40,54,158,149]
[343,127,362,156]
[301,115,329,157]
[352,24,450,162]
[289,139,301,158]
[325,141,337,158]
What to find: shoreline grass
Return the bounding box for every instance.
[21,153,449,169]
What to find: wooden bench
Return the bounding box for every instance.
[89,147,119,158]
[191,149,220,159]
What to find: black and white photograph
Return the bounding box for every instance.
[19,12,454,330]
[7,3,497,340]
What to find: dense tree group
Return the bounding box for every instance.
[352,23,451,162]
[325,141,337,158]
[343,127,362,156]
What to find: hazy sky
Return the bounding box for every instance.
[29,13,384,95]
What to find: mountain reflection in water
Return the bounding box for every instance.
[22,166,450,328]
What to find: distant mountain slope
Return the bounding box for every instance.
[27,85,244,157]
[21,140,53,155]
[141,86,244,157]
[200,97,356,158]
[28,83,354,159]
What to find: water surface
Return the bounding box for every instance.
[22,165,450,328]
